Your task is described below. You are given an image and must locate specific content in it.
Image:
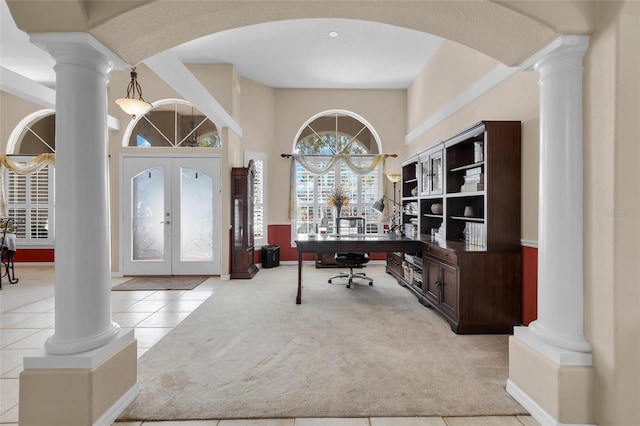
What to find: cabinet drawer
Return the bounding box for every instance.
[387,251,403,265]
[422,244,457,265]
[386,251,403,275]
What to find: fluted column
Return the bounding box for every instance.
[528,36,592,354]
[30,34,120,355]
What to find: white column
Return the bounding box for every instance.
[30,34,121,355]
[528,37,592,354]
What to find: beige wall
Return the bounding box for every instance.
[407,40,501,132]
[0,92,49,152]
[584,2,640,425]
[406,42,540,241]
[238,76,276,160]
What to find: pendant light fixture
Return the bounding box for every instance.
[115,67,152,119]
[186,106,199,147]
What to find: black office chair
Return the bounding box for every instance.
[328,217,373,288]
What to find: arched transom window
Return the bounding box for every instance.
[293,111,383,238]
[126,100,221,148]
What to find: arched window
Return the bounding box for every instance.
[124,100,220,148]
[293,110,383,238]
[4,110,56,245]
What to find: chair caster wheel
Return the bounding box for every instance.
[369,282,373,286]
[328,279,332,283]
[347,284,351,288]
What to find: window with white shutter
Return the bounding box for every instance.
[5,109,56,247]
[4,157,55,245]
[291,111,384,240]
[245,152,267,247]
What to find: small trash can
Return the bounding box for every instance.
[262,245,280,268]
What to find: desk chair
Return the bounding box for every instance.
[328,217,373,288]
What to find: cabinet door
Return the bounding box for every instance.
[423,258,441,304]
[429,151,443,195]
[420,150,443,196]
[386,251,404,277]
[439,263,458,319]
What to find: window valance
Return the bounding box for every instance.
[288,154,386,220]
[293,154,384,175]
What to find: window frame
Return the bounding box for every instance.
[292,158,383,242]
[244,151,268,248]
[290,110,385,243]
[123,99,221,148]
[3,156,55,247]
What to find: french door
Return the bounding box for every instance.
[122,156,221,275]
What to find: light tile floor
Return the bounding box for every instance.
[0,266,539,426]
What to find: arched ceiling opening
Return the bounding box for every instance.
[8,0,597,68]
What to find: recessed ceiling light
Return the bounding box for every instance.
[329,31,339,38]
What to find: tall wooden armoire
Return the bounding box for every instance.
[230,160,259,279]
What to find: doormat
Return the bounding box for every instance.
[112,276,209,291]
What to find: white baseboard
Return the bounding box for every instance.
[94,383,140,426]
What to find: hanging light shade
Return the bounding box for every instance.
[115,67,152,119]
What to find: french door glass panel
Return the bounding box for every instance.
[180,167,213,261]
[132,166,165,261]
[123,156,220,275]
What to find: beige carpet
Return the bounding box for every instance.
[120,265,526,421]
[112,275,209,291]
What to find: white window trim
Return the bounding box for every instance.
[244,151,268,248]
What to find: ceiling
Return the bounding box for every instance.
[169,19,443,89]
[1,0,443,90]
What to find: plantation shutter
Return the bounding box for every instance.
[252,157,265,245]
[4,157,54,244]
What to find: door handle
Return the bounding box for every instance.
[160,221,171,225]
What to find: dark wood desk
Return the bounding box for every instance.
[294,235,422,303]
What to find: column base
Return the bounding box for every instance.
[508,327,596,426]
[19,331,138,426]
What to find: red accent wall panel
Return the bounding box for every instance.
[522,245,538,325]
[14,249,55,263]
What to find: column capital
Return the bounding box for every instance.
[534,39,589,81]
[521,35,590,71]
[29,32,127,73]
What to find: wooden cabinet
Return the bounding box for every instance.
[404,240,522,334]
[387,121,522,334]
[230,160,259,279]
[424,256,458,320]
[385,251,404,277]
[443,122,521,249]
